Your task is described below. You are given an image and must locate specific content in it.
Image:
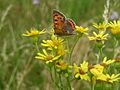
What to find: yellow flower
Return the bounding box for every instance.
[90,62,120,83]
[95,73,107,81]
[57,47,67,56]
[35,49,61,64]
[75,73,90,81]
[105,74,120,83]
[73,63,80,75]
[108,20,120,34]
[97,74,120,83]
[93,22,108,30]
[56,60,68,70]
[41,34,64,49]
[88,31,109,41]
[75,25,88,35]
[90,64,104,76]
[90,64,105,83]
[22,28,46,37]
[80,61,88,73]
[101,57,115,66]
[73,61,90,81]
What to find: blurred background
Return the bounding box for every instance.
[0,0,120,90]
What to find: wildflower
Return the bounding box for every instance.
[108,20,120,35]
[73,61,90,81]
[90,64,104,76]
[105,74,120,83]
[101,57,115,66]
[80,61,89,73]
[88,31,109,41]
[93,22,108,30]
[35,49,61,64]
[75,25,88,35]
[57,47,67,56]
[90,63,120,83]
[90,64,105,83]
[41,34,64,49]
[56,60,68,70]
[97,74,120,83]
[22,28,45,37]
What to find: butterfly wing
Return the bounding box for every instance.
[62,19,76,35]
[53,10,66,35]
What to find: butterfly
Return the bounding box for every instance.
[53,10,76,36]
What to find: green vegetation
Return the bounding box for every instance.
[0,0,120,90]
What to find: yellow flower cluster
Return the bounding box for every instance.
[72,57,120,83]
[88,20,120,43]
[22,20,120,89]
[92,20,120,35]
[35,34,67,65]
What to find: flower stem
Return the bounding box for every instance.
[98,47,103,63]
[50,67,54,83]
[59,74,64,90]
[69,35,82,64]
[35,41,40,52]
[66,77,72,90]
[50,67,60,89]
[91,82,95,90]
[53,64,60,89]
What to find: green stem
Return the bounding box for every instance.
[54,64,57,79]
[50,67,54,83]
[67,77,72,90]
[98,47,103,63]
[50,67,60,90]
[91,82,95,90]
[35,41,40,52]
[53,64,60,89]
[59,74,64,90]
[69,35,82,64]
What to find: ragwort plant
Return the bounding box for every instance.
[23,19,120,90]
[22,0,120,90]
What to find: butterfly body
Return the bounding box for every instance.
[53,10,76,36]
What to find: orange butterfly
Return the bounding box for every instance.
[53,10,76,36]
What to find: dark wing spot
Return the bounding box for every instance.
[54,22,58,25]
[54,14,58,16]
[54,19,58,21]
[58,17,62,19]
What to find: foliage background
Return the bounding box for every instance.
[0,0,120,90]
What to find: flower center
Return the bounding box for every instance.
[53,40,60,46]
[106,78,111,82]
[96,36,102,41]
[46,55,53,60]
[79,69,85,75]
